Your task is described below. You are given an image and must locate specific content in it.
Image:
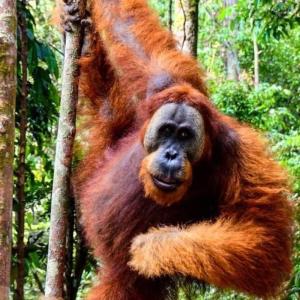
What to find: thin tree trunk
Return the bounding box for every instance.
[168,0,173,32]
[224,44,240,81]
[223,0,240,81]
[44,0,86,298]
[15,3,28,299]
[253,33,259,88]
[65,195,88,300]
[33,272,44,295]
[72,235,88,299]
[65,196,75,300]
[173,0,199,57]
[0,0,17,298]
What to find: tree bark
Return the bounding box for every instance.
[173,0,199,57]
[65,196,88,300]
[71,232,88,300]
[168,0,173,32]
[0,0,17,298]
[65,195,75,300]
[224,43,240,81]
[223,0,240,81]
[44,0,86,298]
[15,3,28,299]
[253,33,259,88]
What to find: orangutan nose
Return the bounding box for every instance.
[164,148,178,160]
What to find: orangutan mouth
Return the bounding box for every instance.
[151,175,182,192]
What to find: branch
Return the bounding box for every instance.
[44,0,87,298]
[33,272,44,294]
[179,0,187,50]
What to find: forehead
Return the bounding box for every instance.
[150,102,202,128]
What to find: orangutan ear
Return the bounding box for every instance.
[139,120,150,146]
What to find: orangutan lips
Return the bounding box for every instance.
[151,175,182,192]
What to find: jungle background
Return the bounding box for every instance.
[1,0,300,299]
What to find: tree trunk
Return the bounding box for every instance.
[224,44,240,81]
[15,3,28,299]
[168,0,173,32]
[65,195,88,300]
[0,0,17,298]
[72,229,88,300]
[253,33,259,88]
[173,0,199,57]
[223,0,240,81]
[65,195,75,300]
[44,0,86,298]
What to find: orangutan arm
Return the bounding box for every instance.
[129,197,292,298]
[90,0,206,96]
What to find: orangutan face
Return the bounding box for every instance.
[140,102,205,206]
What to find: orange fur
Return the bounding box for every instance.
[129,114,293,297]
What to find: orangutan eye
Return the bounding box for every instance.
[159,124,175,137]
[178,128,192,140]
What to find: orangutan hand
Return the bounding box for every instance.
[128,226,181,277]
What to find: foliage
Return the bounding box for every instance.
[248,0,300,40]
[149,0,170,26]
